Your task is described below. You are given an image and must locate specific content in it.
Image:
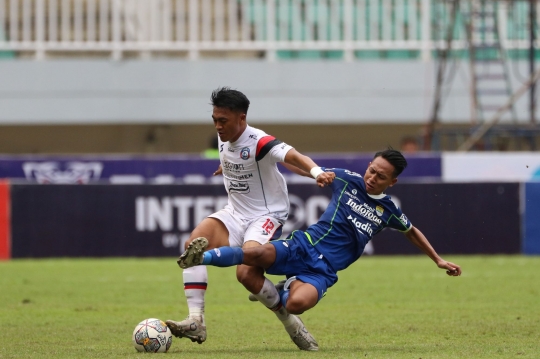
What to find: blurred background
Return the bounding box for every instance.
[0,0,539,259]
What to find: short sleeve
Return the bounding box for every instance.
[386,206,413,232]
[256,136,292,163]
[326,168,351,193]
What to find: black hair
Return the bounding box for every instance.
[373,148,408,177]
[210,87,250,114]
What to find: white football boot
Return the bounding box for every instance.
[165,316,207,344]
[286,315,319,351]
[248,278,319,351]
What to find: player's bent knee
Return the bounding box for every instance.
[286,282,319,314]
[284,298,308,315]
[285,294,316,315]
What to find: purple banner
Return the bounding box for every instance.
[0,153,441,184]
[373,182,521,255]
[10,181,518,258]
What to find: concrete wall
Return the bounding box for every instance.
[0,59,536,153]
[0,123,429,154]
[0,59,535,125]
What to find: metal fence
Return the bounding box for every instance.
[0,0,537,60]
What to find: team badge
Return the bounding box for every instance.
[240,147,250,160]
[376,205,384,216]
[352,189,357,195]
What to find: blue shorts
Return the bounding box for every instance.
[266,231,338,301]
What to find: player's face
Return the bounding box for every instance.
[212,106,246,143]
[363,157,398,195]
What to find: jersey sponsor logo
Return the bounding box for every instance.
[240,147,250,160]
[249,134,258,140]
[228,180,250,194]
[348,215,374,236]
[399,213,409,225]
[345,169,363,178]
[376,205,384,216]
[345,191,360,202]
[223,161,245,172]
[226,172,253,180]
[345,198,382,225]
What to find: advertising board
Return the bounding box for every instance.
[0,154,441,184]
[10,182,520,258]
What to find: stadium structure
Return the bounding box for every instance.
[0,0,539,152]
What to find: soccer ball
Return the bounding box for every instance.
[132,318,173,353]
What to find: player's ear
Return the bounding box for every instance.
[240,112,247,122]
[389,177,398,187]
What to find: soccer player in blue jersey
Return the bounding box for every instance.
[176,149,462,343]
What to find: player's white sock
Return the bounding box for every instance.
[253,278,295,327]
[183,265,207,325]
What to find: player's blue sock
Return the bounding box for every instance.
[201,247,244,267]
[279,289,290,307]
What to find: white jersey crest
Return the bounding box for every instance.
[218,125,293,221]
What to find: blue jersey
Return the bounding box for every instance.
[305,168,412,272]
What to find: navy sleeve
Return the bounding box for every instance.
[386,205,413,232]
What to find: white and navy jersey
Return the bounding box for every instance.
[305,168,412,272]
[217,125,293,221]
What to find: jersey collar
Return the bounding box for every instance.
[367,192,386,200]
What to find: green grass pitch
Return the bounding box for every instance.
[1,256,539,358]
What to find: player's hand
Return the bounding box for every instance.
[213,165,223,176]
[437,260,462,276]
[316,171,335,187]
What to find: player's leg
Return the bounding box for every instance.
[236,216,283,294]
[236,241,288,325]
[237,220,306,347]
[280,257,336,316]
[167,212,241,344]
[178,239,275,268]
[285,280,319,314]
[238,227,318,352]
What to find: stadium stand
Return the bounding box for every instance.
[0,0,539,153]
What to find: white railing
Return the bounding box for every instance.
[0,0,537,61]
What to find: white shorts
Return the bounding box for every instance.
[208,207,284,248]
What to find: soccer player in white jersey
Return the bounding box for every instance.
[166,87,335,351]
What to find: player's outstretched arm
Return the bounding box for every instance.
[283,149,335,187]
[404,226,462,276]
[280,162,311,177]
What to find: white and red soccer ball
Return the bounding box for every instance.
[132,318,173,353]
